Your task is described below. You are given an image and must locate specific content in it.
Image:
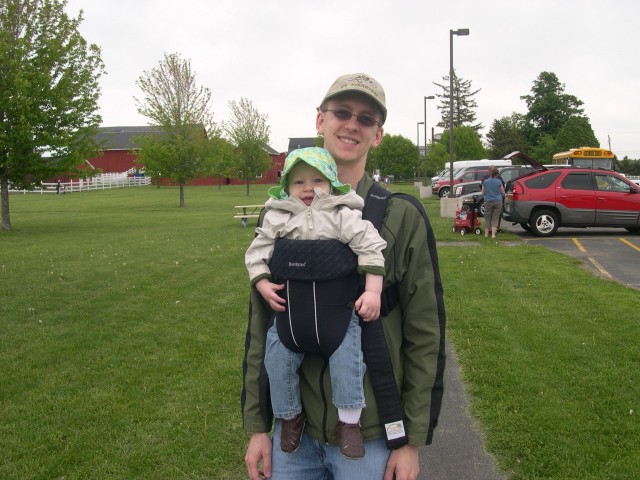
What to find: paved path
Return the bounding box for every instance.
[421,339,506,480]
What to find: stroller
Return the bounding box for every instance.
[452,195,482,236]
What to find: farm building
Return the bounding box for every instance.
[83,126,286,186]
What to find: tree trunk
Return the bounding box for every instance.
[246,177,250,196]
[179,179,185,207]
[1,174,11,231]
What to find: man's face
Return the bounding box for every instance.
[316,93,384,166]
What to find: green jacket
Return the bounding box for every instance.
[241,174,444,447]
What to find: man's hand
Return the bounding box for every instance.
[245,432,273,480]
[255,279,286,312]
[384,444,420,480]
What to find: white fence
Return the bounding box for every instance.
[10,173,151,194]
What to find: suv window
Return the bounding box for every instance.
[459,171,479,182]
[561,172,592,190]
[524,171,562,189]
[499,166,534,183]
[594,173,635,192]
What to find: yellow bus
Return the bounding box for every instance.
[551,147,615,170]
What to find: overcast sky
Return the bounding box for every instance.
[64,0,640,158]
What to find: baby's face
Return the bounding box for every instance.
[287,162,331,206]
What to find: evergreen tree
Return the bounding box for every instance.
[520,72,584,144]
[434,70,483,132]
[554,117,599,152]
[529,134,557,163]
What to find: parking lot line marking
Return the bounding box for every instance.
[572,238,587,254]
[619,238,640,252]
[572,238,612,278]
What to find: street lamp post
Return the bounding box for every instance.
[449,28,469,198]
[423,95,435,179]
[416,121,424,173]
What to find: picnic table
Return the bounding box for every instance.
[234,204,264,227]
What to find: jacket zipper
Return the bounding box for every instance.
[306,206,313,233]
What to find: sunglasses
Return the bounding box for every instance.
[323,109,381,128]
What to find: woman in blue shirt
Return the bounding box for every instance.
[481,168,505,238]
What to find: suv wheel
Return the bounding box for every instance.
[530,210,559,237]
[439,187,450,198]
[479,201,485,216]
[519,222,531,232]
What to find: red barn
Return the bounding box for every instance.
[87,126,285,186]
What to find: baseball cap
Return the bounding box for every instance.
[268,147,351,200]
[320,73,387,125]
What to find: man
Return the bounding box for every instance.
[242,73,444,480]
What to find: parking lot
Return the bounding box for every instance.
[500,223,640,290]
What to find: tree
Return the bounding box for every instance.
[135,52,218,207]
[222,97,271,196]
[434,70,483,132]
[486,113,528,158]
[206,136,240,189]
[529,134,557,163]
[439,126,487,161]
[0,0,105,230]
[554,116,599,152]
[426,142,449,177]
[368,134,420,181]
[520,72,584,144]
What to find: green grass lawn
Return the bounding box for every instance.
[1,184,638,479]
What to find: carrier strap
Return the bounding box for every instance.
[360,183,408,449]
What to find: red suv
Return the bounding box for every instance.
[502,168,640,236]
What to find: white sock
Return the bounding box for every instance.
[338,408,361,424]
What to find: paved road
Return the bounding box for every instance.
[499,223,640,290]
[421,339,506,480]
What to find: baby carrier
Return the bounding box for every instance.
[268,238,359,359]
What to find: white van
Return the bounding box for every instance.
[432,159,512,182]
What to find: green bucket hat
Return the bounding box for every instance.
[268,147,350,200]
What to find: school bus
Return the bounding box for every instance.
[551,147,615,170]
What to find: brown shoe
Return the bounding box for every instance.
[280,413,306,453]
[336,421,365,459]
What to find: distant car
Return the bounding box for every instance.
[453,180,482,197]
[502,168,640,237]
[431,168,490,198]
[458,164,541,216]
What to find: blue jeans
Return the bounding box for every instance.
[264,312,366,419]
[271,419,390,479]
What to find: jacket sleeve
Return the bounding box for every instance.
[387,198,442,446]
[244,211,282,283]
[241,286,273,433]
